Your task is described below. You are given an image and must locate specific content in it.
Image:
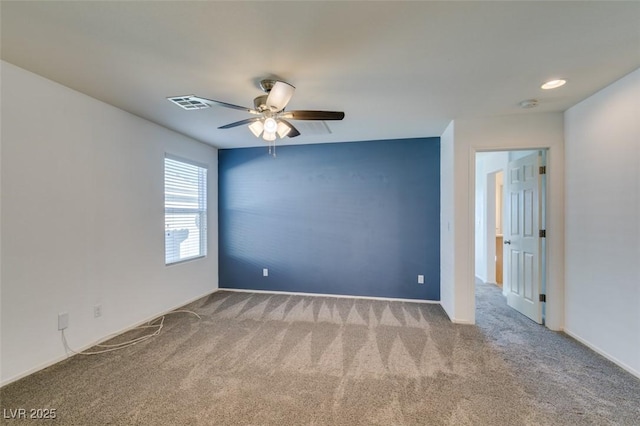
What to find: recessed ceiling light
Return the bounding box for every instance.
[541,79,566,90]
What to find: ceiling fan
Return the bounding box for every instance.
[168,79,345,144]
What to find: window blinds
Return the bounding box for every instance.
[164,156,207,264]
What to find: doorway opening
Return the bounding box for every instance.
[474,150,547,324]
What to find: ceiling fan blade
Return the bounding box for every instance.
[279,119,301,138]
[188,96,260,114]
[266,81,295,112]
[281,110,345,121]
[218,117,262,129]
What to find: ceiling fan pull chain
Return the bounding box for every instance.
[268,140,276,158]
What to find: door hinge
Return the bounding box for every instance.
[539,166,547,175]
[539,294,546,302]
[539,229,546,238]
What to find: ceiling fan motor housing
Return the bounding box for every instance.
[254,95,269,111]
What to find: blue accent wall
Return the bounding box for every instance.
[218,137,440,300]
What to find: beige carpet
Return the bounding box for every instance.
[1,283,639,425]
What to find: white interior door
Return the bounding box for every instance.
[503,152,543,323]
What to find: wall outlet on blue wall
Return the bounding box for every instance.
[418,275,425,284]
[263,268,269,277]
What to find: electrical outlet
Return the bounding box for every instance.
[58,312,69,330]
[418,275,425,284]
[94,304,102,318]
[263,268,269,277]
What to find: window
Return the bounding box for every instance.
[164,155,207,264]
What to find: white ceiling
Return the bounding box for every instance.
[2,1,639,149]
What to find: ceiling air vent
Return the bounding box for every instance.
[167,96,210,110]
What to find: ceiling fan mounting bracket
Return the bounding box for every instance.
[259,79,277,93]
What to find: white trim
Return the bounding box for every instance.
[437,305,474,325]
[564,329,640,380]
[451,318,475,325]
[467,145,477,324]
[221,288,441,304]
[0,289,218,388]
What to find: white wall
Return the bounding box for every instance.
[441,113,564,329]
[564,68,640,377]
[440,121,455,320]
[0,61,219,385]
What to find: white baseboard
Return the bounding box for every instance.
[564,329,640,380]
[436,301,474,325]
[221,287,441,304]
[0,353,71,389]
[0,288,218,388]
[451,318,475,325]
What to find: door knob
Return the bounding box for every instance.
[504,240,511,245]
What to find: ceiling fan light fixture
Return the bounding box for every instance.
[263,117,278,133]
[248,120,264,137]
[263,131,276,142]
[276,121,291,138]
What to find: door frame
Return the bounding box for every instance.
[468,146,562,331]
